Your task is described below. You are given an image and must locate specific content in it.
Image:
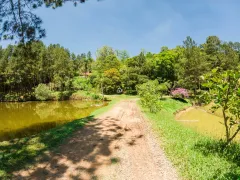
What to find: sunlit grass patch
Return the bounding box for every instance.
[139,98,240,180]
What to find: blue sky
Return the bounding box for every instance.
[1,0,240,56]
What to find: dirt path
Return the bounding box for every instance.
[14,100,178,180]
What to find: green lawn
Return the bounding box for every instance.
[139,98,240,180]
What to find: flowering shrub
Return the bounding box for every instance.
[171,88,189,99]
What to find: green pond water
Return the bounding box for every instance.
[176,108,240,141]
[0,100,106,141]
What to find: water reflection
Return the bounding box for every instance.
[0,101,106,141]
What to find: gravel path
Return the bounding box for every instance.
[14,100,179,180]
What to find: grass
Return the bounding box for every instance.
[70,90,101,100]
[0,94,135,179]
[0,116,92,179]
[110,157,120,164]
[139,98,240,180]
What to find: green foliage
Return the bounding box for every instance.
[178,36,209,92]
[1,36,240,102]
[139,98,240,179]
[48,44,74,91]
[201,69,240,145]
[95,54,120,73]
[59,91,73,100]
[121,52,148,93]
[72,76,92,91]
[146,49,178,83]
[158,82,170,95]
[4,93,19,102]
[115,50,129,61]
[70,90,102,100]
[34,84,53,101]
[136,80,162,113]
[103,68,121,94]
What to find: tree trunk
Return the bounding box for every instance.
[222,109,230,143]
[101,79,104,102]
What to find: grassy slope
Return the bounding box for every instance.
[139,98,240,180]
[0,94,134,179]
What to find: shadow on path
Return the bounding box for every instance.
[12,115,137,179]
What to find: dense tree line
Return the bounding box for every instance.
[0,41,93,100]
[0,35,240,101]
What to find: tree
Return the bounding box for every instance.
[0,0,100,43]
[218,43,239,71]
[121,52,148,94]
[205,36,221,55]
[160,46,168,52]
[115,50,129,61]
[136,80,162,113]
[0,0,46,42]
[0,41,93,100]
[96,46,115,59]
[86,51,93,72]
[95,46,120,73]
[46,44,74,91]
[203,36,239,71]
[179,36,208,93]
[202,69,240,145]
[146,48,178,84]
[103,68,121,94]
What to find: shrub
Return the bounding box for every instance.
[35,84,53,101]
[136,80,162,113]
[171,88,189,99]
[124,89,137,95]
[72,76,92,91]
[59,91,72,100]
[3,93,19,102]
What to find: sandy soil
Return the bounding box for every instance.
[14,100,178,180]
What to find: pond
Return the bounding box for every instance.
[176,107,240,141]
[0,100,107,141]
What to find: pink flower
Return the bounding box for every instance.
[171,88,189,98]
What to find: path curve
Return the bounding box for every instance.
[14,100,178,180]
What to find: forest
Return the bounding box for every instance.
[0,35,239,101]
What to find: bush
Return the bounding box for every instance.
[72,76,92,91]
[3,93,19,102]
[52,91,73,100]
[35,84,53,101]
[124,89,137,95]
[60,91,72,100]
[171,88,189,99]
[136,80,162,113]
